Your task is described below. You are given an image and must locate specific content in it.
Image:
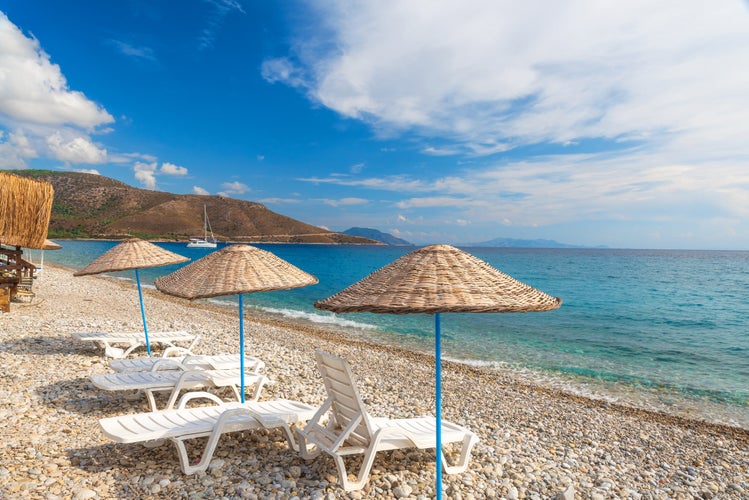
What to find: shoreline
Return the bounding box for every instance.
[1,264,748,498]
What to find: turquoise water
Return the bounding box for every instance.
[35,241,749,428]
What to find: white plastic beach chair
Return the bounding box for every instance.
[90,368,267,411]
[72,330,199,358]
[109,350,265,374]
[99,392,317,474]
[296,351,479,491]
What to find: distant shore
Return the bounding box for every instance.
[1,264,747,498]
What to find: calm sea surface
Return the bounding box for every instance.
[35,241,749,428]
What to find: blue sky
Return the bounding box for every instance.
[1,1,749,249]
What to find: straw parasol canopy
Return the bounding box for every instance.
[74,238,189,356]
[314,244,561,499]
[155,244,318,401]
[42,239,62,251]
[155,244,318,299]
[314,244,561,314]
[0,172,54,249]
[74,238,189,276]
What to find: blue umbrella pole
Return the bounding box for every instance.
[135,268,151,356]
[239,293,246,403]
[435,312,443,499]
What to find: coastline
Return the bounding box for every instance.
[1,264,747,498]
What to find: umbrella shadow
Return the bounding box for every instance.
[35,376,249,417]
[67,441,181,475]
[68,427,309,476]
[0,335,93,356]
[34,376,156,416]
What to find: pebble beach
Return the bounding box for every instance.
[1,264,748,499]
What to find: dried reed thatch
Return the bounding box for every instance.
[73,238,188,276]
[0,172,54,249]
[155,244,318,299]
[314,244,562,314]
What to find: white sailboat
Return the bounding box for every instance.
[187,205,217,248]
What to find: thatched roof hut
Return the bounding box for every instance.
[0,172,54,249]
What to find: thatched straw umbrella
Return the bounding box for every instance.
[155,244,318,401]
[74,239,189,355]
[0,172,54,249]
[314,244,562,498]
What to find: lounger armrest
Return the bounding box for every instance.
[176,391,225,409]
[150,358,187,372]
[241,408,286,429]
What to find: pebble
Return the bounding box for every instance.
[1,265,748,499]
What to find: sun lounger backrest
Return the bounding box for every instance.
[315,350,373,447]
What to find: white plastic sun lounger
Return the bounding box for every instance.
[109,352,265,374]
[296,351,479,491]
[99,393,317,474]
[72,330,199,358]
[90,368,267,411]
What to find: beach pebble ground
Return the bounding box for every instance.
[1,265,747,499]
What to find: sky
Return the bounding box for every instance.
[1,1,749,249]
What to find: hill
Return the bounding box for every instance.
[11,170,379,245]
[342,227,413,246]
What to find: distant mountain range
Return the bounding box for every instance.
[468,237,596,248]
[342,227,413,246]
[340,230,596,248]
[10,170,379,245]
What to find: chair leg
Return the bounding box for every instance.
[121,342,141,358]
[442,433,479,474]
[295,429,323,459]
[173,408,244,474]
[336,446,379,492]
[145,389,160,411]
[173,437,216,475]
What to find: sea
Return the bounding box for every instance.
[32,241,749,429]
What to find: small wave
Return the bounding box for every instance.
[257,306,379,330]
[107,275,133,282]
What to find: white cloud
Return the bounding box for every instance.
[193,186,210,195]
[134,161,158,190]
[217,180,249,197]
[395,196,487,209]
[261,57,307,87]
[46,132,107,164]
[0,130,36,168]
[107,39,157,62]
[298,174,426,192]
[0,12,115,169]
[73,168,100,175]
[422,146,460,156]
[267,1,749,247]
[160,162,188,176]
[321,197,369,207]
[199,0,245,51]
[260,197,300,204]
[273,1,749,157]
[350,162,365,174]
[0,13,113,129]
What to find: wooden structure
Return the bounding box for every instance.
[0,172,53,311]
[0,245,37,309]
